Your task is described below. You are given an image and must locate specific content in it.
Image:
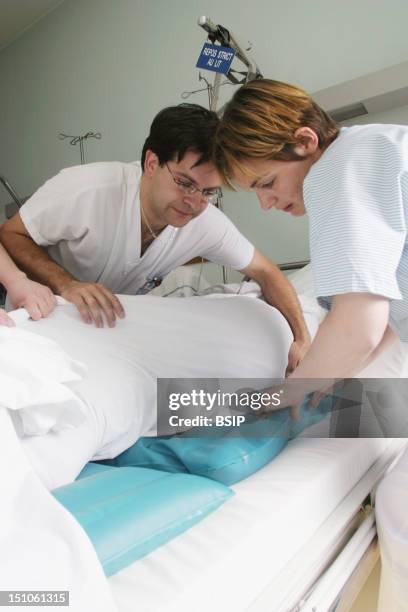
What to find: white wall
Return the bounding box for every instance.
[1,0,408,279]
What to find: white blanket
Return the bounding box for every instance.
[1,303,87,436]
[0,408,117,612]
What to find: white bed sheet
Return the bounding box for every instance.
[108,438,402,612]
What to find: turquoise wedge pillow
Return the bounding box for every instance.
[53,466,233,577]
[104,404,289,485]
[102,394,333,486]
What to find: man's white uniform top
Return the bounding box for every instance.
[20,162,254,294]
[304,124,408,341]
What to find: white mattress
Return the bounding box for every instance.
[108,438,404,612]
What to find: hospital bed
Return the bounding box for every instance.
[108,438,405,612]
[5,263,408,611]
[106,264,408,612]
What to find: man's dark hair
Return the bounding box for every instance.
[141,103,219,171]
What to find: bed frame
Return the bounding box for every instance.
[249,440,406,612]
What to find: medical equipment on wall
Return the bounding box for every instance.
[58,131,102,165]
[0,173,24,209]
[0,174,22,304]
[0,171,32,215]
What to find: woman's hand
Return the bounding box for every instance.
[0,307,15,327]
[5,275,56,320]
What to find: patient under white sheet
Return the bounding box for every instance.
[16,294,294,489]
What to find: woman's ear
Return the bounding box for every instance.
[293,127,319,156]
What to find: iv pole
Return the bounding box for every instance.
[58,131,102,164]
[197,15,263,112]
[196,16,263,283]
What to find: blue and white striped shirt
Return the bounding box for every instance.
[303,124,408,341]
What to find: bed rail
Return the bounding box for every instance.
[278,259,309,271]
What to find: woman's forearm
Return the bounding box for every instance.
[290,293,390,380]
[290,315,376,379]
[355,325,397,374]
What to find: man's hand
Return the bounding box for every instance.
[6,275,56,321]
[285,337,311,377]
[0,307,15,327]
[60,280,125,328]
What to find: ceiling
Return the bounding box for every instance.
[0,0,64,51]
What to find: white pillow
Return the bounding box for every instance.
[16,295,293,460]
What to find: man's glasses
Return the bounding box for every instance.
[166,163,222,205]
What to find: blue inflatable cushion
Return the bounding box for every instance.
[53,465,233,577]
[102,394,333,486]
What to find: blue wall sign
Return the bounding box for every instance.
[196,43,236,74]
